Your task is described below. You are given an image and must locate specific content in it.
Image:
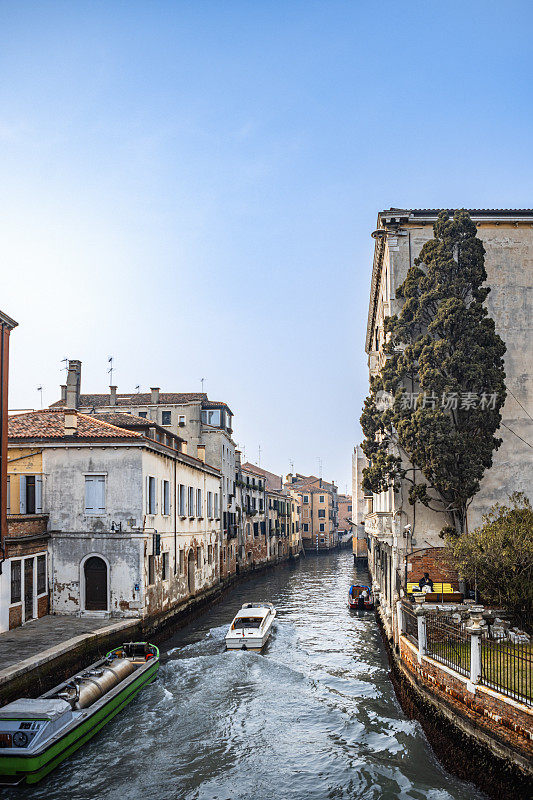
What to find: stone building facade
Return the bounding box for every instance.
[51,362,237,582]
[8,409,221,621]
[364,208,533,636]
[285,474,339,552]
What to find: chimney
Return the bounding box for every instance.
[110,386,117,406]
[150,387,160,405]
[197,444,205,462]
[66,360,81,409]
[60,385,67,404]
[64,410,78,436]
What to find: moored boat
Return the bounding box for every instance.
[348,584,373,610]
[225,602,276,650]
[0,641,159,785]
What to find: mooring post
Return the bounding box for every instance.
[415,606,426,664]
[396,599,404,642]
[466,605,485,692]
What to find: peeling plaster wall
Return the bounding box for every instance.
[51,532,144,617]
[43,446,144,532]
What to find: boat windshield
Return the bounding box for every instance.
[233,617,262,629]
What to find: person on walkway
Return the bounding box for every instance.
[418,573,434,593]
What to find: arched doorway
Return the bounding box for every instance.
[187,549,195,595]
[84,556,108,611]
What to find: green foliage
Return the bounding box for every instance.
[361,209,507,533]
[446,493,533,612]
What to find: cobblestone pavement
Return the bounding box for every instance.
[0,616,122,671]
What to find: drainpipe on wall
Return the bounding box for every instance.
[0,312,18,576]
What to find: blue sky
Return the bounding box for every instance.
[2,1,532,490]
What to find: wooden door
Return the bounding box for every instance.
[24,558,34,622]
[84,556,108,611]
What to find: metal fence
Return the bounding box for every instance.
[481,636,533,706]
[403,604,418,645]
[425,611,470,677]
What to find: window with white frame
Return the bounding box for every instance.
[201,409,221,427]
[178,414,186,427]
[188,486,194,516]
[162,480,170,515]
[303,523,309,532]
[303,495,309,504]
[179,484,186,516]
[161,410,171,426]
[11,560,21,603]
[196,488,202,517]
[85,475,106,515]
[319,523,325,532]
[37,555,47,595]
[319,495,325,503]
[207,491,213,518]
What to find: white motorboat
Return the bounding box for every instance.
[225,602,276,650]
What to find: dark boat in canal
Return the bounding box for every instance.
[348,584,374,610]
[0,641,159,786]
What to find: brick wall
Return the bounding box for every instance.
[407,546,459,589]
[6,514,48,536]
[38,594,49,618]
[9,605,22,629]
[399,636,533,758]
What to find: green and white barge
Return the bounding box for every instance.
[0,641,159,785]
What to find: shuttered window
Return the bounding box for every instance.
[188,486,194,516]
[85,475,106,515]
[162,480,170,515]
[147,477,157,514]
[19,475,43,514]
[179,485,186,516]
[196,488,202,517]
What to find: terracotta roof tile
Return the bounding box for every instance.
[8,409,142,441]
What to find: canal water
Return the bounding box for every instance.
[19,551,486,800]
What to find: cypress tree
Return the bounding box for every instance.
[361,209,507,535]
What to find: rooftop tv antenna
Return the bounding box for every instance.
[61,357,69,374]
[200,377,206,392]
[289,459,294,474]
[37,385,43,408]
[258,444,261,467]
[317,457,323,479]
[108,356,114,385]
[134,385,140,393]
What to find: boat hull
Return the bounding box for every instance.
[225,632,271,650]
[0,656,158,785]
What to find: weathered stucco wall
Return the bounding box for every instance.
[43,445,144,532]
[51,531,145,616]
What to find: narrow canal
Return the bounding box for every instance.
[20,551,486,800]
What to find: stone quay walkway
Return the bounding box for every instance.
[0,615,140,701]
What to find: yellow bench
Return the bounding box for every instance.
[407,582,454,594]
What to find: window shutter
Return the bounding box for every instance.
[155,480,158,514]
[85,477,94,513]
[146,477,150,514]
[6,477,10,515]
[36,476,43,513]
[96,477,106,512]
[19,476,27,514]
